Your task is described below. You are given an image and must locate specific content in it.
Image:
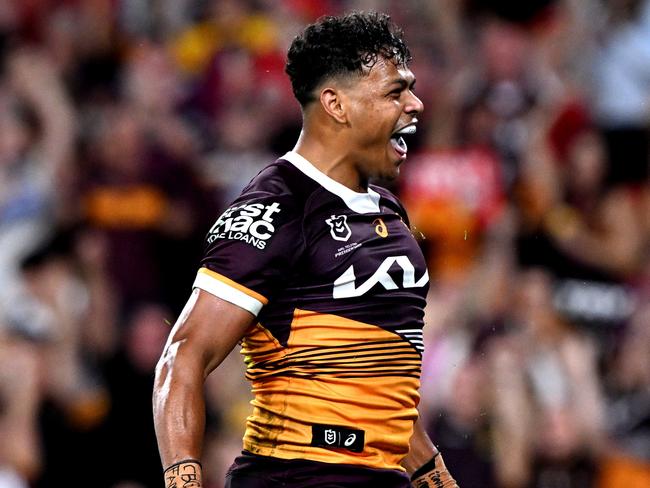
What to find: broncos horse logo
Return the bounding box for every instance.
[326,214,351,242]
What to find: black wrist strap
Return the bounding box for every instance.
[410,452,440,481]
[164,458,202,473]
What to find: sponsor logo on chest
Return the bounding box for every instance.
[333,255,429,298]
[207,202,281,249]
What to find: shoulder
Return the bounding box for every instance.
[236,158,320,211]
[213,158,323,235]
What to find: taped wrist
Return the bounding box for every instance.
[163,459,203,488]
[411,452,459,488]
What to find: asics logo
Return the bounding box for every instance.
[333,255,429,298]
[373,218,388,237]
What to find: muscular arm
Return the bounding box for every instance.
[153,289,255,485]
[404,416,459,487]
[544,190,642,276]
[8,49,74,178]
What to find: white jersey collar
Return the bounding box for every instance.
[282,151,381,214]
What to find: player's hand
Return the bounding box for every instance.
[411,452,459,488]
[163,459,203,487]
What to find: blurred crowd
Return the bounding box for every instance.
[0,1,648,487]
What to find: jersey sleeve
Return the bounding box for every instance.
[193,192,303,316]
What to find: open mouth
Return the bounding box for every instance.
[390,124,416,157]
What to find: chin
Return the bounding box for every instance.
[376,166,400,182]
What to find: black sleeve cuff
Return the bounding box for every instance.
[410,452,440,481]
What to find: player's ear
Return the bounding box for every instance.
[319,87,348,124]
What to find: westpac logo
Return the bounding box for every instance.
[326,214,351,242]
[333,255,429,298]
[207,202,281,250]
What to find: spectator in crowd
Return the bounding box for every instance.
[598,303,650,487]
[0,47,74,343]
[516,119,643,357]
[102,302,173,488]
[19,227,116,488]
[487,268,605,488]
[0,334,40,486]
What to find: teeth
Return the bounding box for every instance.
[396,125,416,135]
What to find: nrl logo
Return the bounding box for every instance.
[326,214,351,242]
[324,429,337,445]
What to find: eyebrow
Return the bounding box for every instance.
[388,77,416,89]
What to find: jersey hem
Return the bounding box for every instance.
[241,442,407,472]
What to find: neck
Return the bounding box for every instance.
[293,130,367,193]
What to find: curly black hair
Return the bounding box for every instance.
[285,11,411,106]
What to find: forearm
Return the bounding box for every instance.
[544,204,640,275]
[403,416,438,474]
[561,231,634,274]
[404,416,458,487]
[490,346,531,487]
[153,341,207,482]
[0,340,42,479]
[11,52,75,172]
[561,339,605,446]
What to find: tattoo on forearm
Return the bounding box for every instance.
[164,460,202,488]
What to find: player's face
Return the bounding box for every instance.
[343,57,423,181]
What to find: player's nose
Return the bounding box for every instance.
[405,90,423,115]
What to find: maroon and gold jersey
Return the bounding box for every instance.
[194,151,429,472]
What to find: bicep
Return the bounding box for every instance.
[162,288,256,378]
